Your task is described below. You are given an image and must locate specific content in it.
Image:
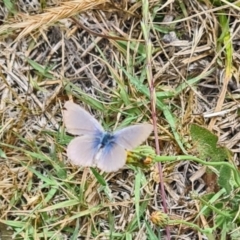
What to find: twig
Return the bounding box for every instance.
[141,0,170,239]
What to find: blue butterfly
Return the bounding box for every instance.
[63,101,153,172]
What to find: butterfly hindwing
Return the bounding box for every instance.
[96,143,127,172]
[67,135,100,167]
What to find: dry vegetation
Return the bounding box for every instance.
[0,0,240,239]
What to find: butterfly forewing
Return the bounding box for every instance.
[67,135,100,167]
[63,101,104,135]
[114,124,153,150]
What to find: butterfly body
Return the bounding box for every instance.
[63,101,153,172]
[98,132,115,149]
[92,132,116,158]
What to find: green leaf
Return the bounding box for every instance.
[190,124,231,163]
[3,0,16,14]
[145,221,159,240]
[0,148,7,158]
[126,200,149,234]
[27,59,54,79]
[0,220,25,228]
[218,165,232,193]
[190,124,234,190]
[27,166,60,186]
[134,169,142,228]
[39,199,81,212]
[90,167,107,186]
[175,69,214,95]
[66,82,104,111]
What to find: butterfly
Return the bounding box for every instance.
[63,101,153,172]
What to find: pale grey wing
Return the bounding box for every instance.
[63,101,104,135]
[67,136,99,167]
[114,124,153,150]
[96,144,127,172]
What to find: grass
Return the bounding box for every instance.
[0,0,240,239]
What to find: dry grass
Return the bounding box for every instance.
[0,0,240,239]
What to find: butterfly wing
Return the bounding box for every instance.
[96,144,127,172]
[67,135,100,167]
[63,101,104,135]
[114,123,153,150]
